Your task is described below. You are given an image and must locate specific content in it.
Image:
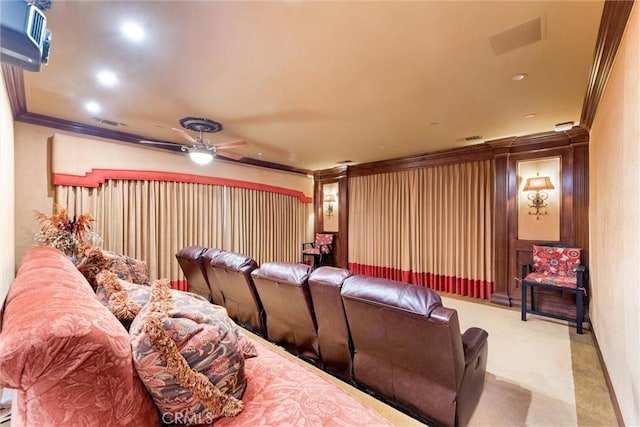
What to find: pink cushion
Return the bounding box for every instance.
[0,246,160,426]
[532,245,581,277]
[130,280,257,422]
[314,234,333,254]
[524,272,578,289]
[215,339,391,426]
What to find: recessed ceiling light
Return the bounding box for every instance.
[96,70,118,86]
[85,101,101,114]
[512,73,528,81]
[524,113,536,119]
[121,21,145,42]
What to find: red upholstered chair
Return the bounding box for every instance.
[301,233,334,267]
[521,244,586,334]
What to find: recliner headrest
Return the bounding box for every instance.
[210,251,258,271]
[308,266,352,287]
[251,262,312,286]
[341,275,442,316]
[175,246,208,260]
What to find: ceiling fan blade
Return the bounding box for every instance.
[171,127,197,145]
[215,151,244,161]
[213,140,248,150]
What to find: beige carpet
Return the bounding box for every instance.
[443,296,577,427]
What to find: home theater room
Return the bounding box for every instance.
[0,0,638,426]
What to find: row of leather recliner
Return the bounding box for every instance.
[176,246,489,427]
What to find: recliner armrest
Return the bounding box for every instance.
[462,327,488,365]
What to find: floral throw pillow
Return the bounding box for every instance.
[129,279,257,423]
[95,271,153,329]
[95,272,257,360]
[532,245,581,277]
[77,248,150,290]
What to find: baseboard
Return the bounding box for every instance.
[589,320,625,427]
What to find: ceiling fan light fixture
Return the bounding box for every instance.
[188,149,214,165]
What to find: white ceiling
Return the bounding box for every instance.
[22,1,604,171]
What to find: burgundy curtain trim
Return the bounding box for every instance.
[348,263,493,299]
[170,280,188,292]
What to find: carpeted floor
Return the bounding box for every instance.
[442,295,618,427]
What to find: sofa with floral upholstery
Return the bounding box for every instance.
[0,246,395,426]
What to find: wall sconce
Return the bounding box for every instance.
[323,193,337,219]
[523,174,555,220]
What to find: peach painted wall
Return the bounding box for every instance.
[589,4,639,426]
[0,69,16,328]
[13,123,314,269]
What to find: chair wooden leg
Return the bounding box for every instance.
[521,282,527,321]
[576,290,584,334]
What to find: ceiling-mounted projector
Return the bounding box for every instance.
[0,0,52,72]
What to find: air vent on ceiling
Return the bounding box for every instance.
[337,160,353,164]
[489,16,543,56]
[92,117,127,127]
[457,135,483,142]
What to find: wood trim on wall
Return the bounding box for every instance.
[313,166,349,268]
[313,127,591,292]
[489,128,590,313]
[580,0,636,130]
[348,144,494,177]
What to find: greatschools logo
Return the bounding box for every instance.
[162,411,216,425]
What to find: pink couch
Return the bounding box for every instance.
[0,246,160,425]
[0,247,393,426]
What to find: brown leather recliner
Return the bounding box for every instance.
[207,251,265,336]
[175,246,211,301]
[251,262,321,366]
[200,248,225,305]
[341,275,488,427]
[308,266,354,382]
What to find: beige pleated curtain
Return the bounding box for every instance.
[55,179,309,286]
[348,160,494,298]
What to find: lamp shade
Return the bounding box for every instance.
[523,176,555,192]
[324,193,337,203]
[188,149,214,165]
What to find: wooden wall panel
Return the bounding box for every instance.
[493,129,590,321]
[313,128,590,305]
[313,166,349,268]
[491,147,511,305]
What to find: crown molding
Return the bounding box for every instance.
[1,63,26,118]
[2,64,309,176]
[580,0,635,130]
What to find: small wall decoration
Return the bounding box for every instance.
[322,182,339,232]
[517,157,561,241]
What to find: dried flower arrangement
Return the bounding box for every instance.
[33,206,102,260]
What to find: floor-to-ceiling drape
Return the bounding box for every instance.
[348,160,494,298]
[55,179,308,289]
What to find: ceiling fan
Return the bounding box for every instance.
[139,117,248,165]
